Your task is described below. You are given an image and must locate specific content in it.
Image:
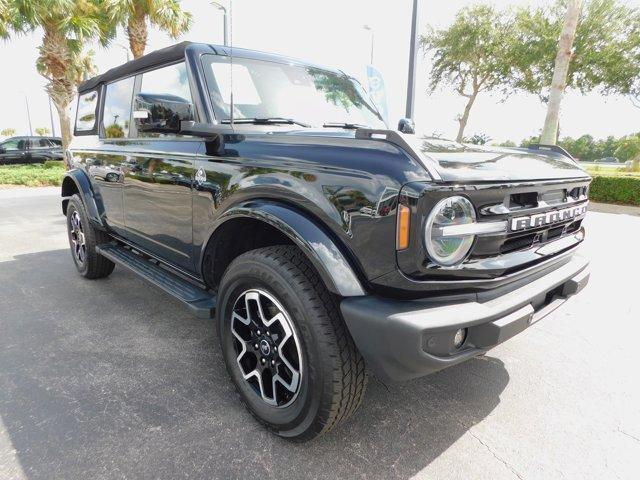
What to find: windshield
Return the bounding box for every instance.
[202,55,386,129]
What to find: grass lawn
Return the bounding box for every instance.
[0,162,65,187]
[585,166,640,178]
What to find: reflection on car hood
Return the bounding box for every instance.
[279,130,590,182]
[402,137,590,182]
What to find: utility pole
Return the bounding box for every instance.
[405,0,420,120]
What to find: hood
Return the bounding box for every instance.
[403,137,590,182]
[280,129,589,182]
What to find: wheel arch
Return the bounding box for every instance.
[61,169,104,228]
[201,201,366,297]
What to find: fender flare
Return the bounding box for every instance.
[61,169,105,228]
[211,201,366,297]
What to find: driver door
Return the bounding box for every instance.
[120,62,200,271]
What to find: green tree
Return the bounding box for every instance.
[511,0,640,144]
[2,0,112,154]
[614,135,640,161]
[421,5,516,142]
[593,136,618,160]
[104,123,125,138]
[107,0,192,59]
[465,133,492,145]
[1,127,16,137]
[35,127,51,136]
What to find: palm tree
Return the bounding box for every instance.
[108,0,192,59]
[2,1,113,154]
[0,0,12,39]
[540,0,583,145]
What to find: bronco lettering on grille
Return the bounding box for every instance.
[510,204,588,231]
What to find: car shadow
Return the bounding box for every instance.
[0,249,509,480]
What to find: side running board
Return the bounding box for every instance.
[96,243,216,319]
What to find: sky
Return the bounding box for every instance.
[0,0,638,143]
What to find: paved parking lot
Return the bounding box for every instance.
[1,187,639,480]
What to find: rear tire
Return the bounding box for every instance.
[66,194,115,279]
[217,245,367,440]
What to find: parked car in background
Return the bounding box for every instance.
[594,156,620,164]
[0,136,63,165]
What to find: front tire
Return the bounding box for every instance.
[217,245,367,440]
[66,194,115,279]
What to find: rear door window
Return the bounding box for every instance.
[30,138,52,148]
[103,77,135,138]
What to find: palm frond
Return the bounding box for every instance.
[147,0,192,38]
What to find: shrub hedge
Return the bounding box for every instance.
[43,159,64,169]
[589,175,640,206]
[0,163,65,187]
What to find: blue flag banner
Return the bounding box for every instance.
[365,65,389,125]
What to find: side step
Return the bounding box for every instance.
[96,243,216,319]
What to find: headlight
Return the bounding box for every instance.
[425,196,476,266]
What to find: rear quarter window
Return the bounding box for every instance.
[75,91,99,134]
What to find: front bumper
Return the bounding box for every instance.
[341,254,589,382]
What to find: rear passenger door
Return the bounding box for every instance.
[90,78,134,233]
[28,137,53,163]
[121,62,200,271]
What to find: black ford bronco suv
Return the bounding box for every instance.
[62,42,590,440]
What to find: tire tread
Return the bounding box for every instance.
[222,245,367,440]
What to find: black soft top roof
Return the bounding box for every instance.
[78,41,193,93]
[79,41,346,94]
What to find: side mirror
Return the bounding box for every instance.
[397,118,415,134]
[133,93,195,135]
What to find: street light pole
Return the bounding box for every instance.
[24,94,33,136]
[405,0,420,120]
[115,43,131,62]
[363,25,374,65]
[212,2,229,46]
[48,95,57,137]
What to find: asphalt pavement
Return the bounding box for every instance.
[0,187,638,480]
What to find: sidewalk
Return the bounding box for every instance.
[589,202,640,217]
[0,185,59,199]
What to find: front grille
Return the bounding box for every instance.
[397,177,591,282]
[498,219,583,255]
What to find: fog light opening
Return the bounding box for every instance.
[453,328,467,349]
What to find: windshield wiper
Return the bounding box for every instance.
[221,117,311,128]
[322,122,367,129]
